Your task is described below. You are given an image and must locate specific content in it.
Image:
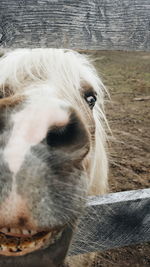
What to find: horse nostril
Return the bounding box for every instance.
[46,111,89,150]
[47,117,78,148]
[46,123,76,147]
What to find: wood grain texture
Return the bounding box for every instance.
[0,0,149,51]
[69,188,150,255]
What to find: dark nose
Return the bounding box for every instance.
[46,109,90,157]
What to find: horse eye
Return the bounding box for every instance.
[85,93,97,109]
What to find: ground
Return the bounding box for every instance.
[90,51,150,267]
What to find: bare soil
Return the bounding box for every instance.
[90,51,150,267]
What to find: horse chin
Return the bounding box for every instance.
[0,224,74,267]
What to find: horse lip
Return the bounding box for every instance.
[0,225,74,267]
[44,224,74,266]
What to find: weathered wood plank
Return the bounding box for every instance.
[0,0,149,51]
[69,188,150,255]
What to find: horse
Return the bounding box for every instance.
[0,48,108,267]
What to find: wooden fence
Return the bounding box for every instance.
[69,188,150,255]
[0,0,150,51]
[0,0,149,265]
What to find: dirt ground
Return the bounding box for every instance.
[90,51,150,267]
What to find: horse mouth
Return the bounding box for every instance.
[0,226,65,256]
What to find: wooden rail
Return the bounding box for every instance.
[69,188,150,255]
[0,0,149,51]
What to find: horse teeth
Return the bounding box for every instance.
[22,229,29,235]
[0,227,8,234]
[47,232,52,239]
[10,246,18,252]
[15,229,21,234]
[0,228,58,256]
[55,231,63,241]
[27,241,36,248]
[10,228,18,234]
[30,230,36,235]
[1,245,7,251]
[0,227,39,236]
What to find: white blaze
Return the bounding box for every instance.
[4,89,69,175]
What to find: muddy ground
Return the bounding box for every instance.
[90,51,150,267]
